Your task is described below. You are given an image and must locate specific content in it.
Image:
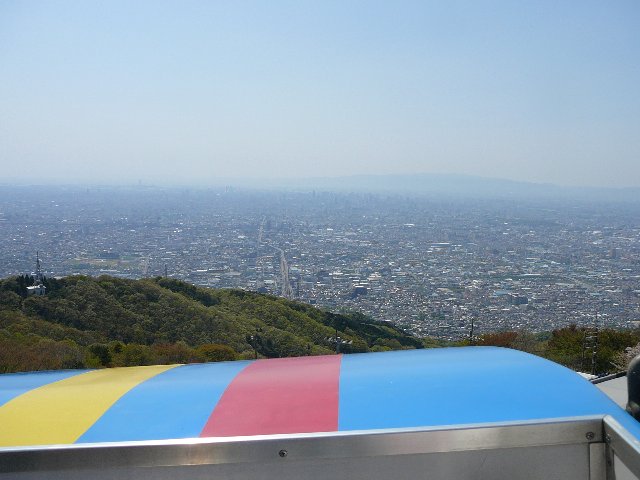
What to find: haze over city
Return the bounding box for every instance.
[1,185,639,341]
[1,1,639,187]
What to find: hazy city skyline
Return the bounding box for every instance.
[1,1,639,187]
[2,186,639,338]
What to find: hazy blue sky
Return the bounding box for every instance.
[1,1,639,187]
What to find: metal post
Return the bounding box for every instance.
[469,317,475,345]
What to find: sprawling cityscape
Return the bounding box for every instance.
[1,185,639,340]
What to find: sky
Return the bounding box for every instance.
[1,1,639,187]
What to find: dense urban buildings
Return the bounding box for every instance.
[1,185,639,340]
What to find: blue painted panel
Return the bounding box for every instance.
[339,347,637,433]
[77,361,251,443]
[0,370,89,407]
[6,347,640,444]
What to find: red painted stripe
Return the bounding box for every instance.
[200,355,341,437]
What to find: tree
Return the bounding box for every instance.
[195,344,238,362]
[152,342,199,364]
[88,343,112,367]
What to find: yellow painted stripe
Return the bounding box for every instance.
[0,365,178,447]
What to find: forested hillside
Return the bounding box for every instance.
[472,327,640,375]
[1,275,638,376]
[0,275,423,372]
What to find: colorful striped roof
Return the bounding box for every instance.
[0,347,637,448]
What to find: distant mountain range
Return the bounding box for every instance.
[231,174,640,202]
[3,173,639,202]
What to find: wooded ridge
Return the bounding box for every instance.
[1,275,638,375]
[0,275,423,372]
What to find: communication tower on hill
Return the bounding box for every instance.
[26,251,46,296]
[582,308,601,375]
